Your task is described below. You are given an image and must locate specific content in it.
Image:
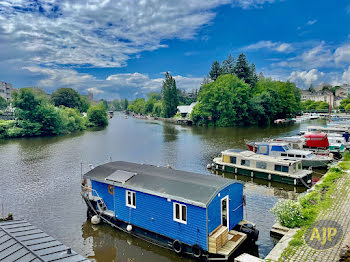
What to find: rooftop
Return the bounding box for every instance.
[0,220,89,262]
[222,150,301,164]
[84,161,240,208]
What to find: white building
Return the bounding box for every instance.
[0,81,13,101]
[301,90,341,107]
[177,102,198,118]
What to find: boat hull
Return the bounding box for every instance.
[301,159,330,168]
[212,162,312,186]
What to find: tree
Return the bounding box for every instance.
[0,96,8,110]
[121,99,129,110]
[147,92,161,101]
[249,63,258,89]
[191,74,251,126]
[12,88,43,122]
[79,96,90,112]
[161,72,178,118]
[221,54,235,75]
[51,88,81,109]
[308,84,315,93]
[234,53,251,85]
[87,103,108,127]
[209,61,221,81]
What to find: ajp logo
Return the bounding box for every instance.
[304,219,343,250]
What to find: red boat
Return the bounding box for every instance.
[304,133,329,149]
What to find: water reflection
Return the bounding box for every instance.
[0,114,328,261]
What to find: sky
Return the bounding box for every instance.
[1,0,350,100]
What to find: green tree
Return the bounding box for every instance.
[147,92,161,101]
[308,84,315,93]
[152,102,162,117]
[79,95,91,112]
[249,63,258,89]
[221,54,235,75]
[234,53,251,85]
[12,88,43,122]
[191,74,251,126]
[345,103,350,112]
[161,72,178,118]
[121,99,129,110]
[0,96,8,110]
[51,88,81,109]
[87,103,108,127]
[209,61,221,81]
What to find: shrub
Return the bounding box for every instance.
[59,106,86,133]
[271,199,304,228]
[87,103,108,127]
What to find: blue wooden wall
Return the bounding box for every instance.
[113,186,208,250]
[91,180,115,211]
[207,183,243,234]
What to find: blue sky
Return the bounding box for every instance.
[1,0,350,100]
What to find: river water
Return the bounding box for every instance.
[0,113,326,261]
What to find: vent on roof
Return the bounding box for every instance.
[105,170,136,183]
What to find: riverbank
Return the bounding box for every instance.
[266,160,350,261]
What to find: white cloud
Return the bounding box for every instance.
[22,67,202,99]
[342,66,350,83]
[334,44,350,64]
[288,69,325,88]
[244,41,293,53]
[232,0,276,9]
[307,19,317,26]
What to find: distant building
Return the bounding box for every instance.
[177,102,198,118]
[88,92,94,102]
[301,90,341,107]
[0,81,13,101]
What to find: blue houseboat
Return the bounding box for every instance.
[81,161,258,260]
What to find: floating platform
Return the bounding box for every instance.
[0,219,89,262]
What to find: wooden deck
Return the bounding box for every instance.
[216,230,247,257]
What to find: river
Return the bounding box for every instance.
[0,113,327,261]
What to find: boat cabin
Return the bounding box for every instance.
[220,150,303,175]
[254,142,312,159]
[304,133,329,148]
[82,161,250,258]
[306,126,350,142]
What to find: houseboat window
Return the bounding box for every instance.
[281,153,287,157]
[126,190,136,208]
[230,156,236,164]
[259,145,268,154]
[296,155,301,158]
[282,166,289,173]
[288,154,295,157]
[173,203,187,224]
[256,161,267,169]
[241,159,250,167]
[275,165,288,172]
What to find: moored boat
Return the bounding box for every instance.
[212,150,312,186]
[245,141,332,168]
[81,161,258,260]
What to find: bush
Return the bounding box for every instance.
[271,199,304,228]
[59,106,86,133]
[87,103,108,127]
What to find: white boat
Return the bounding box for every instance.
[212,150,312,186]
[246,141,332,168]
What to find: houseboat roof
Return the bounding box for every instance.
[222,150,301,165]
[0,220,89,262]
[84,161,240,208]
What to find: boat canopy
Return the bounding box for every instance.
[304,133,329,148]
[84,161,241,208]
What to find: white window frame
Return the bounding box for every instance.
[126,190,136,209]
[173,202,187,224]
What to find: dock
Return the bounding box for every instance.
[0,219,89,262]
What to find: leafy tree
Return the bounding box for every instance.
[221,54,235,75]
[121,99,129,110]
[249,63,258,89]
[12,88,43,122]
[339,98,350,110]
[100,99,109,110]
[87,103,108,127]
[345,103,350,112]
[127,98,146,114]
[79,96,90,112]
[51,88,81,109]
[60,106,86,132]
[209,61,221,81]
[35,104,64,135]
[191,74,251,126]
[147,92,161,101]
[0,96,8,110]
[112,99,121,110]
[152,102,162,117]
[161,72,178,118]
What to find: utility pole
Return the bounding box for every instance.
[329,93,332,122]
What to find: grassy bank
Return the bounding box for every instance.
[276,153,350,260]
